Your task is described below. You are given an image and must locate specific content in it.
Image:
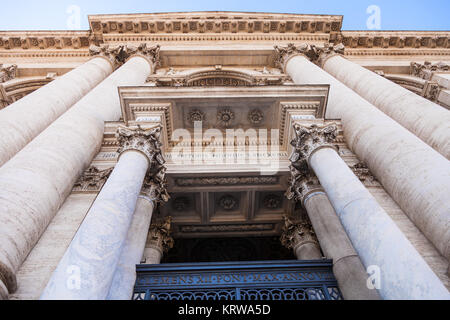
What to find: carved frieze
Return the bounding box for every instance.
[175,176,279,187]
[73,166,113,192]
[410,61,449,80]
[178,223,275,233]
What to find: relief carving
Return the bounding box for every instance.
[73,166,113,192]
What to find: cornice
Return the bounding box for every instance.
[88,12,343,36]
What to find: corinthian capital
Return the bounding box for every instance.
[141,165,170,205]
[0,64,17,83]
[147,216,174,254]
[274,43,312,72]
[285,166,324,206]
[309,43,345,67]
[89,43,160,70]
[280,215,318,251]
[289,123,338,166]
[116,124,165,169]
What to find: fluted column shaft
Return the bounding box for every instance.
[288,123,449,299]
[322,55,450,159]
[302,190,380,300]
[283,53,450,263]
[106,196,154,300]
[40,150,149,299]
[0,55,153,298]
[0,57,113,167]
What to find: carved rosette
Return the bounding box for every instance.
[248,109,264,125]
[0,64,17,83]
[289,123,338,166]
[89,43,160,70]
[285,166,324,206]
[217,109,235,127]
[219,195,238,211]
[147,216,174,254]
[187,109,205,124]
[280,215,319,251]
[73,166,113,192]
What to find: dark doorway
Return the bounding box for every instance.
[162,236,295,263]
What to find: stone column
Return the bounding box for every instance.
[0,44,160,299]
[275,44,450,264]
[288,123,449,299]
[40,125,165,300]
[0,54,114,167]
[106,172,171,300]
[142,217,175,265]
[280,215,322,260]
[286,169,380,300]
[313,44,450,159]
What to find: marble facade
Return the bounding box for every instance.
[0,11,449,300]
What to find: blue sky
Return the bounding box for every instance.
[0,0,449,31]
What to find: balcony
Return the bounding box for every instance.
[133,259,342,300]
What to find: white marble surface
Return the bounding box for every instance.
[310,147,450,300]
[40,151,148,300]
[0,57,112,167]
[324,55,450,159]
[286,55,450,262]
[107,196,154,300]
[0,56,151,297]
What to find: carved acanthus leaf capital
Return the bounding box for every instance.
[274,43,312,72]
[308,43,345,67]
[289,123,339,167]
[0,64,18,83]
[280,215,318,251]
[285,166,323,206]
[89,43,160,70]
[147,216,174,254]
[141,165,170,205]
[116,124,164,165]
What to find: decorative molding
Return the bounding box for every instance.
[280,215,319,251]
[0,32,93,51]
[179,223,275,233]
[147,216,174,254]
[73,166,113,192]
[0,64,17,83]
[174,176,279,187]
